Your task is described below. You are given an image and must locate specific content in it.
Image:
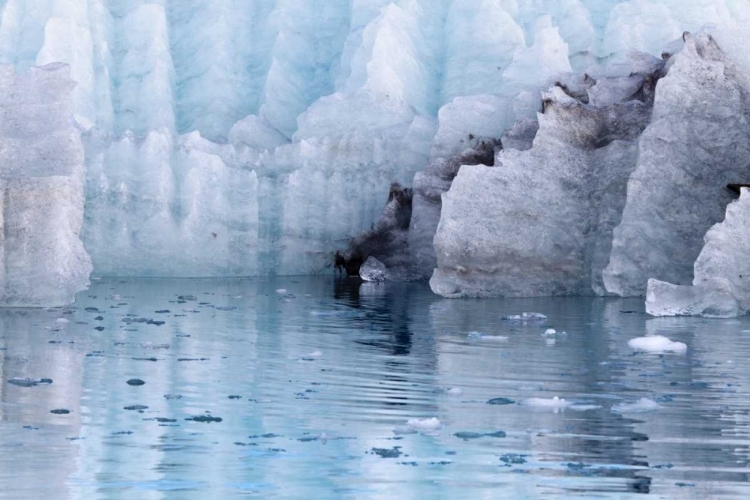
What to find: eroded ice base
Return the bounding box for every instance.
[647,189,750,318]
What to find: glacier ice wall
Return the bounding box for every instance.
[430,31,750,298]
[430,54,661,298]
[1,0,749,277]
[604,31,750,296]
[647,189,750,318]
[0,63,91,306]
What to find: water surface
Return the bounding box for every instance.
[1,277,749,499]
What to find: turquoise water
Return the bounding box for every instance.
[1,277,750,499]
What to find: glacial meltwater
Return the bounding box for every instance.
[2,277,750,499]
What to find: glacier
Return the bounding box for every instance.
[0,63,91,307]
[1,1,750,305]
[647,189,750,318]
[430,30,750,298]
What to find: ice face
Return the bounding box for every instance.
[1,2,747,279]
[430,55,660,298]
[0,63,91,307]
[603,33,750,297]
[430,31,750,299]
[646,189,750,318]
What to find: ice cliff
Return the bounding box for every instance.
[1,1,750,305]
[0,63,91,306]
[430,31,750,299]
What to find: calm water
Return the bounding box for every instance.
[1,277,750,499]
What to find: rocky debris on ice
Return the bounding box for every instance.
[0,63,92,307]
[647,188,750,318]
[336,183,413,279]
[628,335,687,354]
[431,32,750,300]
[408,140,502,279]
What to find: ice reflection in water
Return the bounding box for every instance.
[0,277,750,498]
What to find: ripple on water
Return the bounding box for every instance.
[0,278,749,498]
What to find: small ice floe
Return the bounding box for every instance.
[139,342,170,350]
[109,294,122,300]
[524,396,571,413]
[524,396,599,412]
[55,318,70,324]
[407,417,442,431]
[628,335,687,354]
[276,289,288,294]
[612,398,661,414]
[502,312,547,322]
[467,331,508,341]
[544,329,556,335]
[447,387,463,396]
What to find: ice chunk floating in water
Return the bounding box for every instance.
[612,398,662,414]
[628,336,687,354]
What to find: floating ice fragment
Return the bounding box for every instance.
[525,396,570,412]
[447,388,463,396]
[544,329,556,335]
[628,336,687,354]
[502,313,547,322]
[407,417,441,431]
[140,343,170,350]
[56,318,70,324]
[275,289,287,294]
[612,398,661,414]
[467,331,508,341]
[360,257,388,282]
